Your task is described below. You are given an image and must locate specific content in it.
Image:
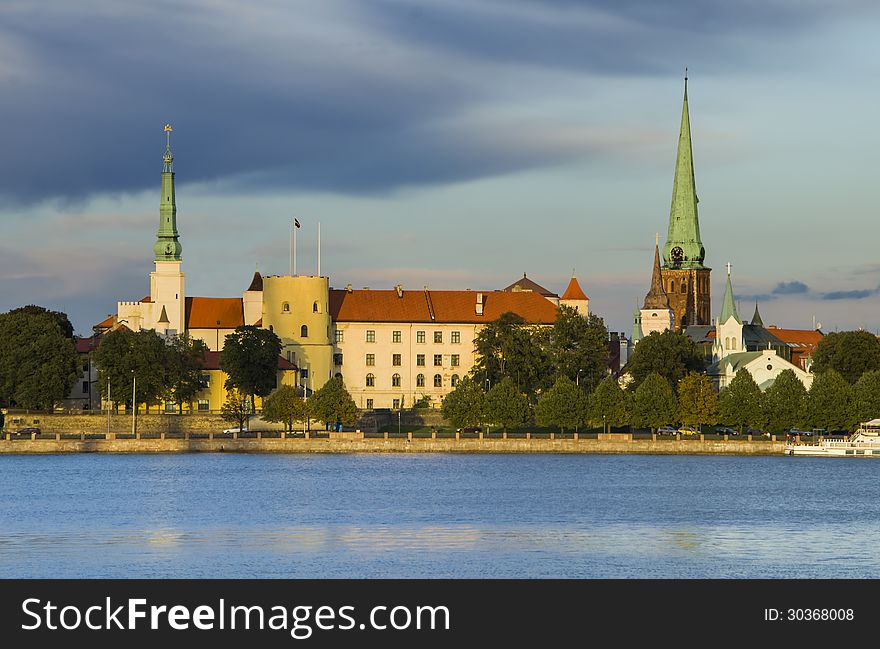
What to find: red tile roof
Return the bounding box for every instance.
[502,273,558,297]
[95,315,116,329]
[75,336,100,354]
[199,351,296,371]
[561,276,589,301]
[765,326,823,348]
[330,288,557,324]
[185,297,244,329]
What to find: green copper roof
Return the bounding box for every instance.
[632,307,643,343]
[719,268,740,324]
[662,74,705,270]
[154,124,182,262]
[751,302,764,327]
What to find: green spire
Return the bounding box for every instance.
[662,71,705,270]
[719,263,740,324]
[751,302,764,327]
[154,123,182,262]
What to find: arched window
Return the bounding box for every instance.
[282,302,290,312]
[732,338,737,351]
[313,301,319,313]
[392,373,401,387]
[725,337,730,349]
[366,373,375,387]
[681,281,687,294]
[301,325,308,338]
[433,374,442,388]
[416,373,425,388]
[451,374,460,387]
[670,280,675,292]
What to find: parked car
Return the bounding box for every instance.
[677,426,700,436]
[715,426,737,435]
[656,425,677,435]
[456,426,482,433]
[12,427,40,436]
[746,427,770,437]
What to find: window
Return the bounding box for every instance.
[366,354,375,366]
[300,368,309,380]
[313,301,319,313]
[451,354,460,367]
[681,282,687,294]
[451,331,461,344]
[335,330,344,343]
[416,331,425,344]
[416,354,425,366]
[451,374,460,387]
[366,373,375,387]
[434,354,442,366]
[301,325,308,338]
[433,374,442,388]
[670,280,675,292]
[333,353,343,366]
[366,398,374,409]
[392,373,401,387]
[82,361,89,373]
[392,354,402,366]
[200,373,211,389]
[416,373,425,387]
[725,337,730,350]
[197,399,209,411]
[393,398,401,409]
[366,330,376,343]
[434,331,442,343]
[282,302,290,312]
[392,330,402,343]
[732,339,737,351]
[82,381,89,393]
[165,400,176,412]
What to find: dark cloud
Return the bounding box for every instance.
[772,280,809,295]
[821,287,879,301]
[1,0,875,206]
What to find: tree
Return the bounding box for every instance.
[806,369,857,432]
[472,312,549,398]
[548,306,609,392]
[0,310,79,410]
[221,388,252,432]
[164,333,209,413]
[220,325,282,411]
[676,372,718,430]
[630,372,677,431]
[535,375,587,432]
[586,376,628,431]
[624,330,705,390]
[853,370,880,424]
[811,330,880,384]
[763,369,807,433]
[485,377,531,432]
[6,305,74,338]
[94,328,168,411]
[717,369,766,433]
[307,376,359,426]
[262,385,306,432]
[441,376,486,429]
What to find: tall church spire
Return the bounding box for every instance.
[154,123,182,262]
[643,243,670,309]
[662,70,705,270]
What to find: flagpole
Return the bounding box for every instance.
[289,221,293,275]
[293,219,298,276]
[317,221,321,277]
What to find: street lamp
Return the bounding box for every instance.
[131,370,137,437]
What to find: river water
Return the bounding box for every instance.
[1,453,877,578]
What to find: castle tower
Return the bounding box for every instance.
[148,124,185,334]
[560,273,589,316]
[660,73,711,329]
[640,242,675,336]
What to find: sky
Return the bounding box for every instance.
[2,0,880,336]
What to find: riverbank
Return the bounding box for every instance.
[0,433,785,455]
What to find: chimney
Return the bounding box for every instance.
[476,293,484,316]
[395,284,403,298]
[345,283,353,293]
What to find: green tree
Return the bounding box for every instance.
[221,387,252,432]
[307,376,359,426]
[624,330,705,390]
[763,369,807,433]
[806,369,857,431]
[6,305,75,338]
[164,333,209,413]
[0,310,79,410]
[630,372,677,431]
[220,325,282,411]
[94,328,168,411]
[262,384,306,432]
[676,372,718,430]
[549,306,609,392]
[485,376,531,432]
[717,369,766,433]
[586,375,628,431]
[853,370,880,424]
[472,312,549,398]
[535,375,587,432]
[441,376,486,429]
[811,330,880,384]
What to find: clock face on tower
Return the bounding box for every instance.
[671,246,684,263]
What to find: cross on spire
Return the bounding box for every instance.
[726,261,732,276]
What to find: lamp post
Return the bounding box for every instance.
[107,377,111,435]
[398,410,401,436]
[131,370,137,437]
[603,413,607,435]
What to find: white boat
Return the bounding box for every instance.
[785,419,880,457]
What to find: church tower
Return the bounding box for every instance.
[640,241,675,337]
[660,73,711,330]
[149,124,185,334]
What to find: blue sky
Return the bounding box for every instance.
[2,0,879,336]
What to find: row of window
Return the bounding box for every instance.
[360,353,460,367]
[336,330,462,344]
[281,301,322,314]
[164,400,211,411]
[365,373,461,388]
